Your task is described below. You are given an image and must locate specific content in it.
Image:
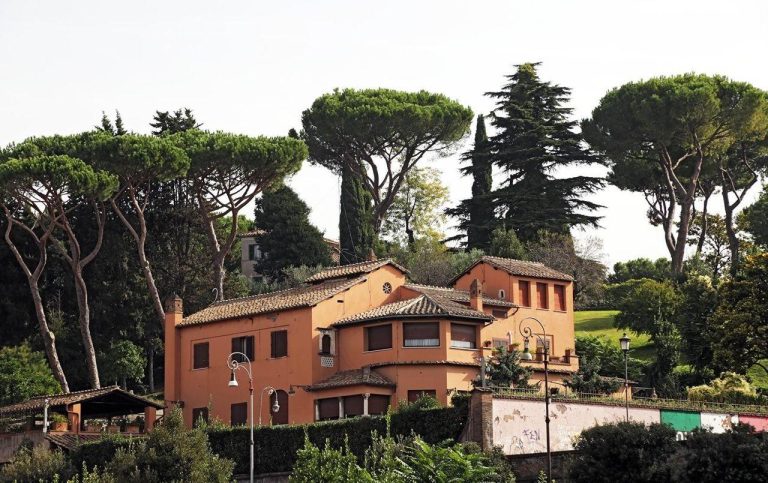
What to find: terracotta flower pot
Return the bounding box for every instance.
[51,421,68,432]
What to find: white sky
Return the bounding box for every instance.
[1,0,766,267]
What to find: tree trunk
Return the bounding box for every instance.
[147,345,155,393]
[29,280,70,392]
[696,193,710,255]
[72,267,101,389]
[722,194,741,275]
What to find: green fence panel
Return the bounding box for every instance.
[660,410,701,432]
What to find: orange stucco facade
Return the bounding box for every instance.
[164,257,578,427]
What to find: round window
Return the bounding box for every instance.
[382,282,392,294]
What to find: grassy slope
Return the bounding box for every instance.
[574,310,655,361]
[575,311,768,389]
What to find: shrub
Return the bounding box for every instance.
[687,372,766,405]
[568,422,676,483]
[0,445,74,482]
[289,436,372,482]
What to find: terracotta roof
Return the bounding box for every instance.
[331,293,493,327]
[237,229,266,238]
[305,258,408,283]
[306,368,395,391]
[180,277,365,326]
[405,284,517,308]
[0,386,163,417]
[46,433,111,451]
[452,256,574,283]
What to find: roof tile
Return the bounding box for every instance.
[306,368,395,391]
[305,259,408,283]
[405,284,517,308]
[454,256,574,283]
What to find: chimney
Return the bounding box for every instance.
[164,295,183,409]
[469,279,483,312]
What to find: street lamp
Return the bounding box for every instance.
[518,317,552,483]
[620,333,631,421]
[259,386,279,426]
[227,352,255,483]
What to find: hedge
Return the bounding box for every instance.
[67,406,467,476]
[208,406,468,475]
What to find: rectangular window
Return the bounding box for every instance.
[407,390,436,403]
[451,323,477,349]
[343,395,364,417]
[192,407,208,428]
[317,397,339,421]
[192,342,209,369]
[492,338,508,349]
[271,330,288,358]
[230,402,247,426]
[554,284,566,311]
[403,322,439,347]
[368,395,390,415]
[231,336,254,363]
[365,324,392,351]
[518,281,531,307]
[248,244,256,261]
[536,282,549,309]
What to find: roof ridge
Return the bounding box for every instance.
[484,255,546,266]
[404,283,456,291]
[211,277,354,307]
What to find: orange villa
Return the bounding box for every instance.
[164,256,578,427]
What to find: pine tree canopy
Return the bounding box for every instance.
[488,62,604,241]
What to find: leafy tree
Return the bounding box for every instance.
[387,239,483,287]
[687,214,730,281]
[575,336,646,381]
[0,344,60,405]
[382,167,449,246]
[171,130,307,299]
[647,319,682,397]
[302,88,473,235]
[253,185,332,280]
[488,63,604,242]
[687,372,765,405]
[339,160,376,264]
[608,258,672,284]
[741,186,768,248]
[4,137,119,389]
[610,279,681,336]
[710,253,768,376]
[568,422,677,483]
[95,110,127,136]
[676,275,718,377]
[488,227,527,259]
[564,355,621,395]
[583,74,768,274]
[98,340,146,389]
[477,346,532,389]
[446,115,495,251]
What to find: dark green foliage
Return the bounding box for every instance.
[568,422,677,483]
[477,346,532,388]
[290,436,371,482]
[0,344,60,405]
[488,227,527,259]
[659,426,768,482]
[206,406,467,475]
[447,115,495,251]
[0,446,74,482]
[710,253,768,375]
[487,63,603,242]
[608,257,672,284]
[741,188,768,248]
[564,354,621,395]
[575,336,646,382]
[150,108,201,136]
[676,276,718,376]
[98,339,146,388]
[253,185,332,279]
[70,435,136,472]
[339,161,375,264]
[609,279,681,336]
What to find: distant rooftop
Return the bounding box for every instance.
[305,258,408,284]
[451,255,574,283]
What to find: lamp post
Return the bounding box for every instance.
[227,352,254,483]
[620,333,631,422]
[259,386,280,426]
[518,317,551,483]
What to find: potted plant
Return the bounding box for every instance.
[84,419,103,433]
[125,417,141,433]
[107,417,123,433]
[50,413,68,432]
[509,342,521,351]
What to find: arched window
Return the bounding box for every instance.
[498,289,506,300]
[271,390,289,425]
[321,334,332,355]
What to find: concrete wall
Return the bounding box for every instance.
[492,398,660,454]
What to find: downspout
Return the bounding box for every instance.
[43,398,49,433]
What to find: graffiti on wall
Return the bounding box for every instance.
[491,398,768,455]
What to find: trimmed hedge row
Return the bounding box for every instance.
[68,406,467,476]
[208,406,468,474]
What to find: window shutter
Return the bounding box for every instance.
[537,283,549,309]
[365,324,392,351]
[518,281,530,307]
[451,323,477,348]
[230,403,247,426]
[193,342,209,369]
[271,330,287,358]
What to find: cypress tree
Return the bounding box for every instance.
[254,185,332,279]
[448,115,495,250]
[488,63,603,242]
[339,162,374,264]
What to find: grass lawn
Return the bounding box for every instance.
[575,310,655,361]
